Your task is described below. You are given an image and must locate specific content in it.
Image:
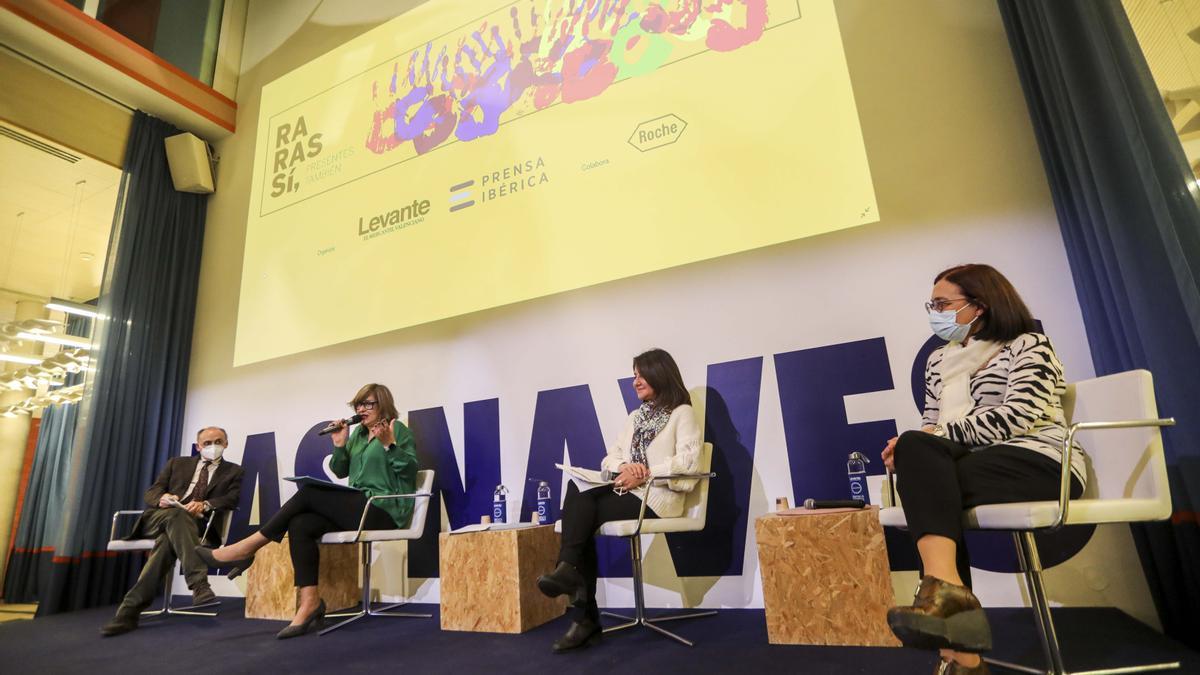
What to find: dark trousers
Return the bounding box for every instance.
[115,508,208,618]
[259,485,394,587]
[894,430,1083,588]
[558,482,657,622]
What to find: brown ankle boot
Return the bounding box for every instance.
[936,657,990,674]
[888,576,992,652]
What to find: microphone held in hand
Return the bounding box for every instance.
[318,414,363,436]
[803,498,868,510]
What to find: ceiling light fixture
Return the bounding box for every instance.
[45,298,99,319]
[16,331,90,349]
[0,353,42,365]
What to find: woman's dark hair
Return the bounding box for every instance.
[934,264,1037,342]
[633,348,691,410]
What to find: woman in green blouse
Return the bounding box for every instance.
[197,383,417,639]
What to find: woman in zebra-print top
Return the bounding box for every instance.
[881,264,1085,675]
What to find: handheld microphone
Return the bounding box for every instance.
[319,414,362,436]
[803,498,868,510]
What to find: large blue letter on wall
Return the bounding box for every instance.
[775,338,897,501]
[227,432,281,545]
[775,339,920,570]
[523,385,630,576]
[293,421,338,478]
[407,399,502,577]
[677,357,763,576]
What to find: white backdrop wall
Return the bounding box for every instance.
[181,0,1161,629]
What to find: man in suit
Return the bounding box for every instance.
[100,426,244,636]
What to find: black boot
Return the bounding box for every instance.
[537,562,586,606]
[191,583,218,607]
[99,610,139,637]
[552,618,602,653]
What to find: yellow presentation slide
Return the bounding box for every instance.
[235,0,877,366]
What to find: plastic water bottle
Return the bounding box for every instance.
[535,480,552,524]
[492,484,509,523]
[847,451,870,504]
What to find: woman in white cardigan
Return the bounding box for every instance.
[537,348,701,653]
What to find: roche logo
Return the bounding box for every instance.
[628,115,687,152]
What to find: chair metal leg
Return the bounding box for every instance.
[143,562,219,619]
[648,609,719,623]
[984,533,1180,675]
[320,542,430,636]
[600,536,715,647]
[368,600,431,618]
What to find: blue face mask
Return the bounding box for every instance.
[928,305,977,343]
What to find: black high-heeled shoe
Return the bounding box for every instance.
[194,545,256,580]
[276,600,326,639]
[537,562,587,607]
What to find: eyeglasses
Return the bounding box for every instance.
[354,400,379,410]
[924,297,971,313]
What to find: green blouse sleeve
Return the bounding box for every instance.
[374,420,419,529]
[389,422,418,481]
[329,435,351,478]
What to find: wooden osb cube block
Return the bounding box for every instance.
[755,508,900,646]
[439,525,566,633]
[243,536,360,620]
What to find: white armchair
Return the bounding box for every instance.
[317,469,435,635]
[880,369,1178,674]
[556,442,717,646]
[106,507,233,617]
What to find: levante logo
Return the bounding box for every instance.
[358,198,430,240]
[270,116,324,198]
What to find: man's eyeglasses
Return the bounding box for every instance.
[354,400,379,411]
[924,297,971,313]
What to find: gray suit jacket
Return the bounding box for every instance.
[125,456,243,546]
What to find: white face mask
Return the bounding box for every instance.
[928,304,978,343]
[200,444,225,461]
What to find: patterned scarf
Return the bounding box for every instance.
[630,401,671,466]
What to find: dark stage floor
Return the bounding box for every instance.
[1,599,1195,674]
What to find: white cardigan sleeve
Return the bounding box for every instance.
[650,406,702,492]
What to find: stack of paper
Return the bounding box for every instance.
[448,522,539,535]
[555,463,612,491]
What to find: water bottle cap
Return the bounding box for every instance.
[848,451,869,462]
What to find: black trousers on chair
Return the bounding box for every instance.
[893,430,1083,588]
[259,485,394,587]
[558,482,658,622]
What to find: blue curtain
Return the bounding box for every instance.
[3,315,91,602]
[998,0,1200,648]
[38,111,209,614]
